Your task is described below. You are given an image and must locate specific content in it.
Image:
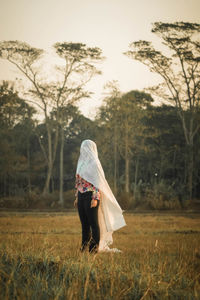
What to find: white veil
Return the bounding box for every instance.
[76,139,126,251]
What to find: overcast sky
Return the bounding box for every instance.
[1,0,200,118]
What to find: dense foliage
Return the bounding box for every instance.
[0,81,199,209]
[0,22,200,209]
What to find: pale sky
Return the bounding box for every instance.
[0,0,200,118]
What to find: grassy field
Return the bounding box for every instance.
[0,211,200,299]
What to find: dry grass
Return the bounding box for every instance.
[0,211,200,299]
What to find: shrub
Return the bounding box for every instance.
[144,181,182,210]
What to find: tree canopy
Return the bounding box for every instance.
[0,23,200,209]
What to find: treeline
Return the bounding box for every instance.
[0,21,200,209]
[0,81,200,209]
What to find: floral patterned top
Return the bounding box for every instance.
[75,174,101,201]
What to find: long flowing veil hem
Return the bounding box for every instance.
[98,201,125,253]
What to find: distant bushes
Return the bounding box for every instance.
[144,181,182,210]
[0,182,198,211]
[117,181,189,211]
[0,189,75,210]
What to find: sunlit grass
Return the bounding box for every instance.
[0,212,200,299]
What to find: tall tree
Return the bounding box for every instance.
[98,81,121,194]
[124,22,200,199]
[99,89,153,195]
[0,41,103,198]
[117,91,153,194]
[52,42,103,204]
[0,81,36,196]
[0,41,55,195]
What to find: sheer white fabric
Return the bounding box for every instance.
[76,139,126,252]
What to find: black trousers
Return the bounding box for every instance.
[77,191,100,252]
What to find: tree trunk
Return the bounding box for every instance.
[4,175,6,197]
[134,157,139,199]
[42,121,59,195]
[51,175,55,193]
[179,113,196,200]
[59,126,64,205]
[125,158,129,193]
[43,165,52,195]
[113,124,118,195]
[125,125,129,193]
[8,175,10,197]
[43,125,52,195]
[27,138,31,194]
[188,142,194,201]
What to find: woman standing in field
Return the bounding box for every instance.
[74,139,126,253]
